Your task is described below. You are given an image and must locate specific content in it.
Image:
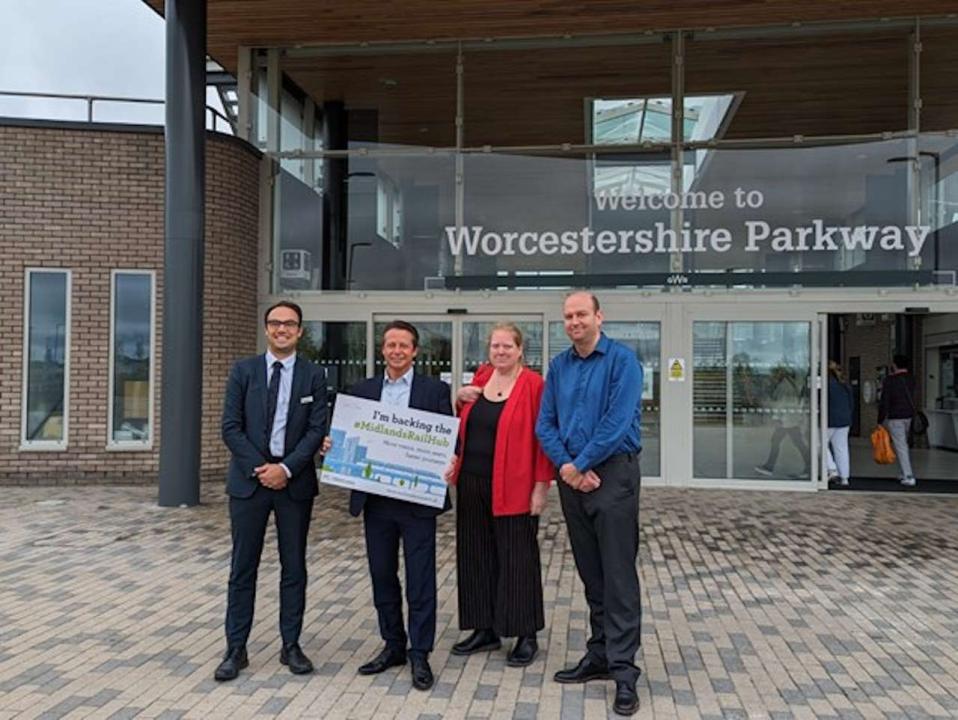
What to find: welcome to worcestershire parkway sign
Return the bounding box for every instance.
[444,186,931,260]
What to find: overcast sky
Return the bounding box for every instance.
[0,0,221,125]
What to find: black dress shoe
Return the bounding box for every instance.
[214,646,248,682]
[280,644,314,674]
[553,655,610,684]
[358,646,407,675]
[506,636,539,667]
[613,680,639,716]
[451,629,501,656]
[410,655,434,691]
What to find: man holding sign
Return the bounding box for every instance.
[326,320,452,690]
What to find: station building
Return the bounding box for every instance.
[3,1,958,500]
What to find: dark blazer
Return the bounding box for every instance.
[222,354,329,501]
[346,372,453,517]
[827,376,854,428]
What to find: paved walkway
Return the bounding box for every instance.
[1,484,957,719]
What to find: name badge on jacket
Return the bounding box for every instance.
[300,395,314,405]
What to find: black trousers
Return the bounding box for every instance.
[225,484,313,649]
[363,495,437,658]
[456,471,545,638]
[558,452,642,683]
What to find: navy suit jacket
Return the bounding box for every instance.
[346,372,453,517]
[222,354,329,501]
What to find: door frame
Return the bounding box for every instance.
[370,312,546,397]
[678,301,821,491]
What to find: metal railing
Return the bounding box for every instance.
[0,90,234,134]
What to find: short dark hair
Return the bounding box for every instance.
[892,354,910,371]
[381,319,419,348]
[264,301,303,326]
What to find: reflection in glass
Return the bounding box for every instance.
[591,95,736,145]
[373,321,452,382]
[593,156,672,201]
[111,273,153,444]
[348,152,456,291]
[462,321,543,381]
[692,322,727,477]
[693,321,811,480]
[25,271,68,444]
[299,321,367,395]
[548,321,661,477]
[681,140,917,275]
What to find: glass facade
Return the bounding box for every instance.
[462,320,544,380]
[549,321,661,477]
[247,21,958,294]
[241,18,958,486]
[299,321,368,396]
[24,270,69,447]
[373,321,453,382]
[110,272,154,446]
[693,321,811,480]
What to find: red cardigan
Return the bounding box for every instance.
[451,364,554,516]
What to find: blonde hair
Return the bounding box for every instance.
[828,360,845,382]
[488,322,524,364]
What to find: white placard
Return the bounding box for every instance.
[320,395,459,508]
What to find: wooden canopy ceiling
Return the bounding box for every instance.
[144,0,958,73]
[142,1,958,146]
[282,28,958,147]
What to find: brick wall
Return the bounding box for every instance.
[0,122,260,485]
[843,315,893,434]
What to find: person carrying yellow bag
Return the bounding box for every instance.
[870,425,896,465]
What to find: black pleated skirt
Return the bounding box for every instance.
[455,470,545,637]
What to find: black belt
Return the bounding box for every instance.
[603,451,639,465]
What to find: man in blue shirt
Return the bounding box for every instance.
[536,291,643,717]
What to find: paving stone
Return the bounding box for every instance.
[0,484,955,719]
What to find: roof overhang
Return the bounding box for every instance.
[142,0,958,72]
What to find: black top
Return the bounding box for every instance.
[878,371,918,422]
[461,394,507,478]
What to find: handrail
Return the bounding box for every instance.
[0,90,233,133]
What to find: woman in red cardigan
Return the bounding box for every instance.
[445,322,554,667]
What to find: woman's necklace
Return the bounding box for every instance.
[494,368,520,397]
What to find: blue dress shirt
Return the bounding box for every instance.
[381,366,413,408]
[265,351,296,463]
[535,333,642,472]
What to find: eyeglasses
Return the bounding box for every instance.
[266,320,300,330]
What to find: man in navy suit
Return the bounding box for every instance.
[335,320,452,691]
[214,301,328,682]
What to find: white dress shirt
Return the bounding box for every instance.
[266,351,296,476]
[381,366,413,408]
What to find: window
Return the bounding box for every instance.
[692,321,811,480]
[108,271,155,447]
[22,269,71,449]
[376,174,403,247]
[590,94,738,201]
[590,94,737,146]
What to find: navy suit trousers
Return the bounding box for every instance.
[363,495,437,657]
[226,485,313,649]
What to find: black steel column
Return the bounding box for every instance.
[894,314,913,360]
[322,101,347,289]
[159,0,206,507]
